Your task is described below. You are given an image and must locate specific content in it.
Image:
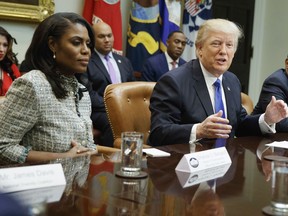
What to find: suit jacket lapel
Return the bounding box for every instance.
[92,52,112,83]
[222,75,233,120]
[192,60,214,116]
[113,53,124,81]
[160,54,169,73]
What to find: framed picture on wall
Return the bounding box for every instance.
[0,0,54,22]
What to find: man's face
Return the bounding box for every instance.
[166,32,186,60]
[94,23,114,56]
[197,31,236,77]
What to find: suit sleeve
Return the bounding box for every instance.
[141,60,155,81]
[76,71,105,111]
[148,75,193,146]
[125,57,136,82]
[255,73,288,132]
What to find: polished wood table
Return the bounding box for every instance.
[10,133,288,215]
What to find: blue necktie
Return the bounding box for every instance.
[214,79,225,118]
[214,79,227,147]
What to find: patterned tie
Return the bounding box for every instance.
[214,79,227,147]
[104,55,117,83]
[213,79,225,118]
[171,61,177,69]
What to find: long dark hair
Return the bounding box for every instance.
[23,12,95,99]
[0,26,18,81]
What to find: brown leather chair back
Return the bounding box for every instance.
[104,82,156,148]
[241,92,254,115]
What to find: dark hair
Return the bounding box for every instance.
[167,30,184,39]
[0,26,18,81]
[23,12,95,99]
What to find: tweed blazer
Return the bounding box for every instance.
[0,70,96,164]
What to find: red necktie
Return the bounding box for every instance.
[171,61,177,69]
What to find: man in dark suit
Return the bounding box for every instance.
[148,19,288,146]
[252,56,288,132]
[77,22,134,147]
[141,31,187,81]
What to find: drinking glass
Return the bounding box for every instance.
[116,132,146,178]
[263,160,288,215]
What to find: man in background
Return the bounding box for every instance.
[148,19,288,146]
[252,55,288,132]
[141,30,186,81]
[76,22,134,147]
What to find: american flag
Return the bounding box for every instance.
[185,0,204,17]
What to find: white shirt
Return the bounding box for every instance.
[165,52,178,70]
[189,62,275,143]
[95,50,122,83]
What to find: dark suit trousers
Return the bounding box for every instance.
[91,111,114,147]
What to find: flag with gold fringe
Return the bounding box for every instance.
[82,0,123,54]
[126,1,161,73]
[159,0,182,52]
[182,0,212,61]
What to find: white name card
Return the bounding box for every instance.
[0,164,66,193]
[176,163,231,188]
[175,147,231,188]
[175,147,231,173]
[11,185,66,205]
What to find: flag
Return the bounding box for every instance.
[82,0,123,54]
[126,1,161,73]
[182,0,212,61]
[159,0,182,52]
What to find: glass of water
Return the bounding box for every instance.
[117,132,145,178]
[263,160,288,215]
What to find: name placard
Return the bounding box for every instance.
[0,164,66,193]
[176,163,231,188]
[11,185,66,205]
[175,147,231,187]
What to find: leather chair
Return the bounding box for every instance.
[241,92,254,115]
[104,82,156,148]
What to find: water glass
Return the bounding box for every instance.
[120,132,144,177]
[271,161,288,211]
[263,160,288,215]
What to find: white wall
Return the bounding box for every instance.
[249,0,288,103]
[1,0,84,62]
[1,0,288,104]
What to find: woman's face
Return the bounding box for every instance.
[51,23,91,76]
[0,35,8,61]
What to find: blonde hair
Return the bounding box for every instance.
[195,19,243,57]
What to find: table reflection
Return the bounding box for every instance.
[3,134,288,215]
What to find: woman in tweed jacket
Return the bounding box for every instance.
[0,12,98,164]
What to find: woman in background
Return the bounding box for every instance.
[0,12,98,164]
[0,26,21,96]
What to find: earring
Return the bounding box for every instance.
[53,52,56,59]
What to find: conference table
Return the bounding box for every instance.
[6,133,288,215]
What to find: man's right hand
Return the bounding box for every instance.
[196,111,232,139]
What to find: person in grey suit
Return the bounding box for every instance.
[141,30,187,81]
[76,22,134,147]
[252,56,288,132]
[148,18,288,146]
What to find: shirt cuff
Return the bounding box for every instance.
[259,114,276,134]
[189,123,200,144]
